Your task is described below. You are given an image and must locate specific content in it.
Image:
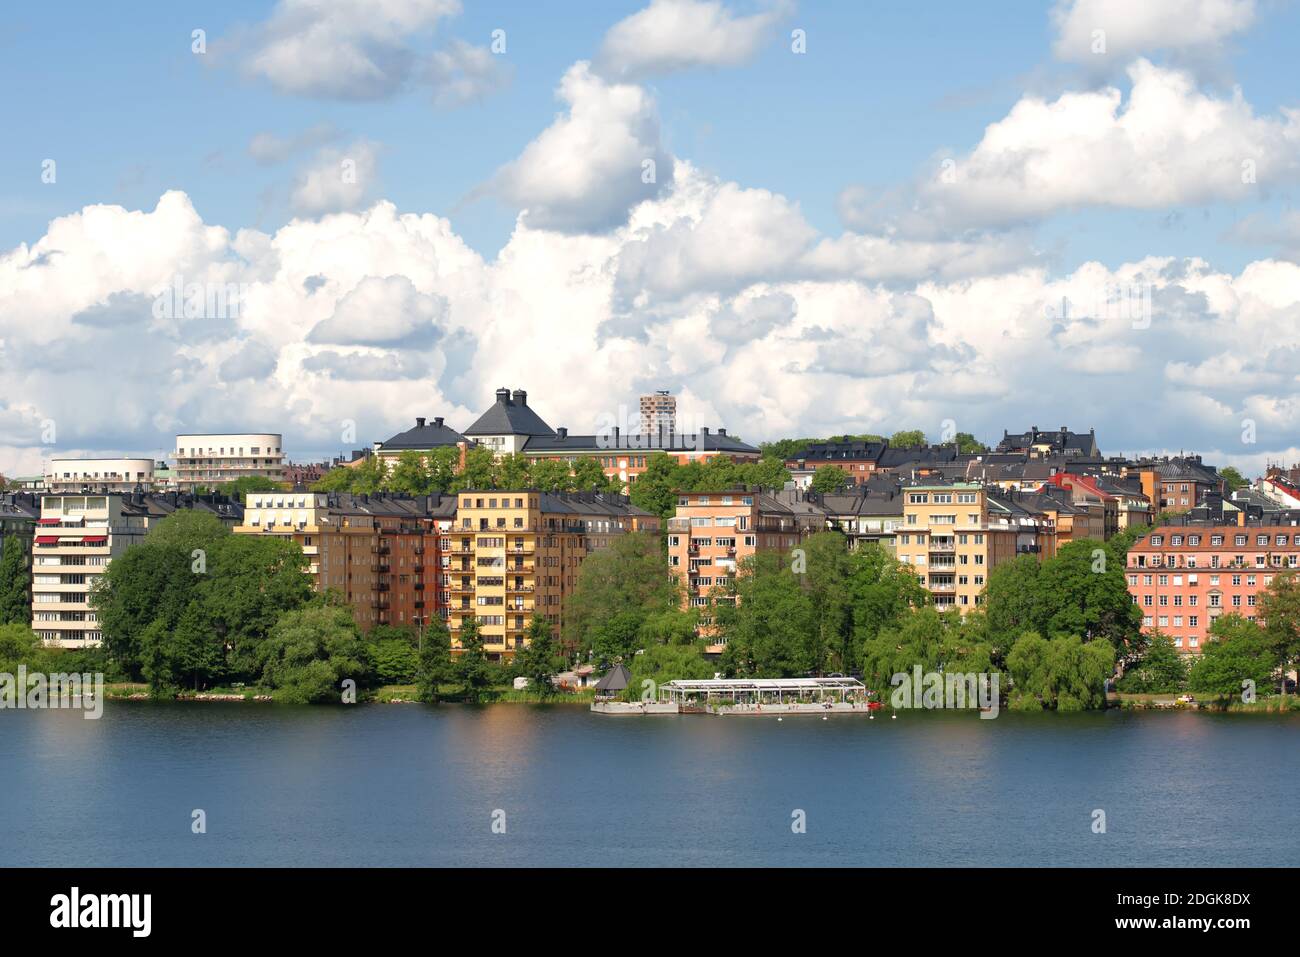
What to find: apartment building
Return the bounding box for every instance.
[785,441,886,488]
[174,432,284,490]
[31,494,147,647]
[817,486,904,551]
[1127,456,1223,514]
[45,457,154,493]
[893,483,1056,611]
[445,491,586,660]
[667,489,808,645]
[639,391,677,435]
[235,491,453,633]
[1125,525,1300,654]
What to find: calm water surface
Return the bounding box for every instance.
[4,702,1298,866]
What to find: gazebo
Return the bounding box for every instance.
[594,663,632,700]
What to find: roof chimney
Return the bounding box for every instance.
[702,427,710,435]
[495,387,510,403]
[557,427,568,439]
[416,417,426,428]
[718,428,727,436]
[512,389,527,407]
[434,417,444,428]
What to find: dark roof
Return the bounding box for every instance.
[787,441,886,463]
[463,388,554,437]
[594,663,632,692]
[996,426,1100,457]
[523,427,758,456]
[379,416,467,451]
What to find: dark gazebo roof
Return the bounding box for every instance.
[594,663,632,693]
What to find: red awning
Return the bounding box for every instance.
[34,536,58,544]
[82,536,107,544]
[37,518,60,525]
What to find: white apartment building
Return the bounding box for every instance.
[31,494,150,647]
[45,457,154,492]
[173,432,284,490]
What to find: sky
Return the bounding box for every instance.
[1,0,1299,476]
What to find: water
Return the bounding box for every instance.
[4,702,1298,866]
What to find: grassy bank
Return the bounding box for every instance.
[1115,692,1300,712]
[101,681,596,705]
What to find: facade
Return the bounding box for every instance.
[31,494,145,647]
[639,391,677,435]
[523,425,760,488]
[235,491,452,633]
[445,490,656,659]
[1127,456,1223,514]
[1125,525,1300,654]
[45,457,154,493]
[785,441,886,488]
[173,433,284,490]
[667,489,807,645]
[462,388,555,455]
[894,483,1056,611]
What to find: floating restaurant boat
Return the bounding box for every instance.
[592,676,878,715]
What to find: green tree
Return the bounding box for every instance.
[564,532,680,661]
[735,455,791,490]
[1019,539,1143,654]
[1005,632,1114,711]
[0,622,47,673]
[717,550,817,677]
[953,432,988,454]
[889,430,927,449]
[426,446,461,493]
[454,616,494,700]
[518,614,560,696]
[1188,615,1278,699]
[0,536,31,625]
[1218,466,1248,492]
[415,617,454,702]
[810,465,850,493]
[628,452,680,521]
[455,446,497,491]
[1258,570,1300,698]
[625,642,713,700]
[225,475,284,501]
[372,639,420,683]
[144,509,229,553]
[1115,632,1186,693]
[256,605,370,703]
[386,450,434,495]
[528,459,572,493]
[571,458,610,492]
[494,453,533,490]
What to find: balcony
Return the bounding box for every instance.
[507,583,535,593]
[928,542,955,552]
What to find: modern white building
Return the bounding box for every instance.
[173,432,284,490]
[45,457,154,492]
[31,494,149,647]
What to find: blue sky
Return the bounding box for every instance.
[1,0,1299,473]
[6,1,1294,268]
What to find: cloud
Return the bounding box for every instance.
[4,178,1300,465]
[488,62,674,233]
[290,141,381,216]
[918,59,1300,228]
[302,350,432,380]
[426,39,511,109]
[237,0,462,99]
[307,275,448,346]
[1051,0,1256,63]
[248,123,340,165]
[596,0,789,79]
[220,339,280,380]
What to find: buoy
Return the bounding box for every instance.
[891,713,897,719]
[777,717,783,722]
[869,714,874,720]
[822,715,828,721]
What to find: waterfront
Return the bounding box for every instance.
[5,703,1298,867]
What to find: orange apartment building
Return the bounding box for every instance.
[1125,524,1300,654]
[666,489,813,645]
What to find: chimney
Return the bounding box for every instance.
[718,428,727,436]
[512,389,527,407]
[702,427,710,436]
[495,387,510,403]
[613,426,620,445]
[557,427,568,439]
[434,417,444,428]
[416,417,426,428]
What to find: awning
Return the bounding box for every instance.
[34,536,58,544]
[37,518,60,525]
[82,536,107,544]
